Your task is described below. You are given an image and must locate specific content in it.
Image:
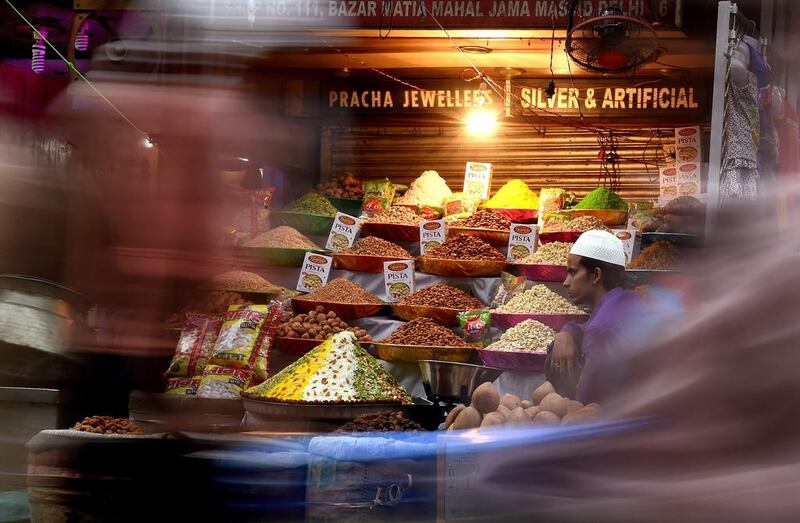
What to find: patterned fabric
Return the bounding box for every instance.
[721,72,760,200]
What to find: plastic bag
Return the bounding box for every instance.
[250,303,283,384]
[164,314,223,379]
[208,304,271,369]
[197,365,251,399]
[165,377,200,395]
[490,272,527,309]
[538,188,566,217]
[458,310,492,347]
[362,179,396,217]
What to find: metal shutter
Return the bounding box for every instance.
[323,125,680,201]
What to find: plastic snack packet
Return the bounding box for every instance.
[165,377,200,395]
[208,304,272,369]
[164,314,223,379]
[490,272,527,309]
[458,310,492,347]
[197,365,251,399]
[362,179,396,217]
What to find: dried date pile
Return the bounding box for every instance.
[336,411,424,432]
[451,209,511,230]
[426,235,505,261]
[382,317,470,347]
[399,284,483,310]
[343,236,411,258]
[72,416,145,435]
[315,172,364,199]
[277,305,371,344]
[296,278,384,304]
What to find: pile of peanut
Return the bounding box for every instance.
[72,416,145,435]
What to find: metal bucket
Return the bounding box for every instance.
[0,275,89,386]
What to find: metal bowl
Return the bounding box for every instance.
[418,360,503,404]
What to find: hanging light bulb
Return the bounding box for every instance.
[466,81,498,136]
[75,23,90,52]
[466,109,498,136]
[31,29,47,74]
[143,136,155,148]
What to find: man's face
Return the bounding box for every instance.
[564,254,595,307]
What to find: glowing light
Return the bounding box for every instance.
[32,29,47,74]
[238,157,249,162]
[465,108,498,136]
[143,136,155,148]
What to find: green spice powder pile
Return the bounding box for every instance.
[285,193,338,216]
[573,187,628,210]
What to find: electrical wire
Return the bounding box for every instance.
[4,0,152,143]
[378,0,395,39]
[311,32,427,92]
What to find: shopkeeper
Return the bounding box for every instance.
[546,230,643,404]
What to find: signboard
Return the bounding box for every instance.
[324,79,709,121]
[208,0,681,29]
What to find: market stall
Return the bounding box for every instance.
[5,0,749,521]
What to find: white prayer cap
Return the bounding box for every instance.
[569,230,626,267]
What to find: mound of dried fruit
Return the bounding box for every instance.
[277,305,371,344]
[398,284,483,310]
[426,235,505,261]
[516,242,573,265]
[336,411,424,432]
[451,209,511,230]
[244,331,411,404]
[243,226,320,249]
[382,317,470,347]
[315,172,364,199]
[72,416,145,435]
[627,241,682,270]
[543,215,609,233]
[207,271,283,294]
[342,236,412,258]
[295,278,384,304]
[495,284,583,314]
[485,319,555,353]
[365,206,422,226]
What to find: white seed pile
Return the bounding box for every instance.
[486,320,555,353]
[495,285,583,314]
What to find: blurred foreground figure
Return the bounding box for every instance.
[460,191,800,522]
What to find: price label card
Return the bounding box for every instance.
[463,162,493,200]
[673,126,702,198]
[507,223,539,261]
[419,219,446,255]
[658,165,678,205]
[326,212,361,252]
[296,253,333,293]
[611,228,637,265]
[383,260,415,302]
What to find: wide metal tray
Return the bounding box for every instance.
[373,342,476,363]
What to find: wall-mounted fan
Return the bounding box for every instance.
[565,5,659,74]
